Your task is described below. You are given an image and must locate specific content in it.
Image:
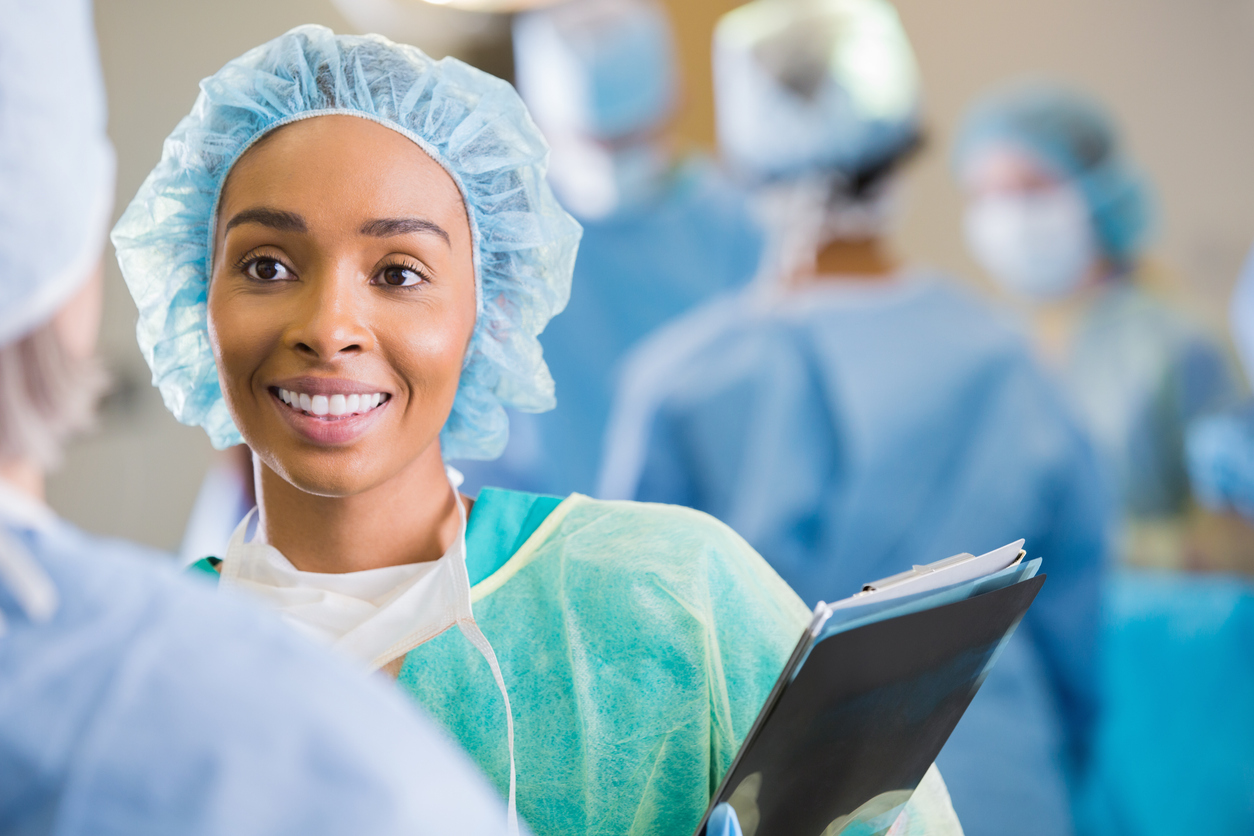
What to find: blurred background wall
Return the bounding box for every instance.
[63,0,1254,551]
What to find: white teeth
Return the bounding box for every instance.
[279,389,386,416]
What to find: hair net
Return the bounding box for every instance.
[953,82,1153,264]
[0,0,115,348]
[712,0,921,183]
[1232,245,1254,387]
[112,25,580,459]
[513,0,678,141]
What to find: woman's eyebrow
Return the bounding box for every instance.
[224,207,308,234]
[359,217,451,246]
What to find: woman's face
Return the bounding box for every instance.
[208,115,477,497]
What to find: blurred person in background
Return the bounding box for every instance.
[0,3,523,835]
[1187,247,1254,544]
[601,1,1109,834]
[954,82,1243,571]
[112,25,962,836]
[1074,250,1254,836]
[452,0,764,497]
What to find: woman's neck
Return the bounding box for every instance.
[789,237,899,289]
[254,443,470,574]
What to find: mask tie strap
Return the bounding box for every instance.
[447,468,519,836]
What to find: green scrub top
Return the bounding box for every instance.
[188,490,955,835]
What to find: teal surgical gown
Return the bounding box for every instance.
[197,487,962,835]
[452,159,763,497]
[601,275,1109,836]
[0,497,514,836]
[403,489,807,836]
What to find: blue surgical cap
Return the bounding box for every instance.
[513,0,678,141]
[112,25,581,460]
[0,0,115,348]
[953,82,1153,264]
[713,0,922,182]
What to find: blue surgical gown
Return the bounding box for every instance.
[0,499,516,836]
[601,275,1110,836]
[453,157,763,497]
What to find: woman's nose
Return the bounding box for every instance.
[285,268,374,360]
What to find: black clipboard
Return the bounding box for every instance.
[694,573,1045,836]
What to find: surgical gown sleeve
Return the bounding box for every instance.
[0,520,515,836]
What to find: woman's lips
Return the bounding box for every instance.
[269,386,391,445]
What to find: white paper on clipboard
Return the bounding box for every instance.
[827,539,1025,612]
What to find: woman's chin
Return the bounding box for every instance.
[268,457,380,498]
[253,432,443,500]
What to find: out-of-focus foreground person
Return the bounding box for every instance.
[453,0,763,496]
[0,4,524,834]
[601,2,1107,834]
[955,83,1242,571]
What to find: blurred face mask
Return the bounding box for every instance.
[963,184,1098,300]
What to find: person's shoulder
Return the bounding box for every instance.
[616,289,758,399]
[563,494,740,543]
[1132,284,1231,350]
[908,273,1034,344]
[552,496,807,611]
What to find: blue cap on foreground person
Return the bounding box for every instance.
[451,0,763,497]
[601,2,1108,835]
[0,3,520,833]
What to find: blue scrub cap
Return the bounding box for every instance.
[713,0,922,183]
[0,0,115,348]
[112,25,581,460]
[513,0,678,140]
[953,82,1153,264]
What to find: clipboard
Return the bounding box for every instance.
[693,549,1044,836]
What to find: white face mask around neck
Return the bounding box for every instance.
[219,466,520,836]
[963,183,1099,301]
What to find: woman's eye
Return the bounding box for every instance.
[379,264,425,287]
[244,258,292,281]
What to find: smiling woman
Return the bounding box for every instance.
[208,115,478,561]
[111,25,958,836]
